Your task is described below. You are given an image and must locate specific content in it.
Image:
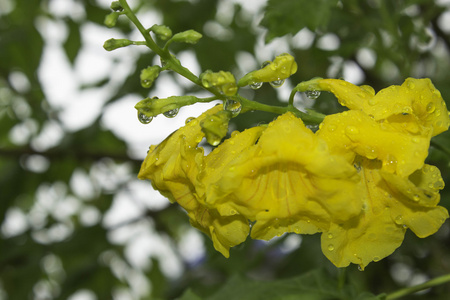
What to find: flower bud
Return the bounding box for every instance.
[104,12,120,28]
[200,70,237,96]
[103,38,133,51]
[110,1,123,11]
[140,66,162,88]
[171,30,202,44]
[200,110,232,146]
[150,25,173,41]
[135,95,200,118]
[238,53,298,87]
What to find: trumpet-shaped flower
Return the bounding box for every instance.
[206,113,362,240]
[138,105,250,258]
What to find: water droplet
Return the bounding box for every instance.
[373,256,381,262]
[138,112,153,124]
[407,81,415,89]
[270,79,285,88]
[224,99,242,116]
[345,126,359,135]
[327,233,333,239]
[328,244,335,251]
[426,102,435,113]
[365,146,377,159]
[358,265,364,271]
[261,61,271,68]
[368,98,378,106]
[394,215,403,225]
[412,194,420,202]
[230,209,237,215]
[250,81,263,89]
[163,108,179,118]
[185,117,195,124]
[327,124,337,132]
[305,89,321,100]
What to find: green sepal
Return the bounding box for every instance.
[140,66,162,88]
[103,38,133,51]
[200,70,238,96]
[200,110,232,146]
[170,30,202,44]
[150,25,173,41]
[135,95,200,118]
[110,1,123,11]
[238,53,298,87]
[104,12,120,28]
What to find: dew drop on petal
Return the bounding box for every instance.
[426,102,435,114]
[327,233,333,239]
[138,112,153,124]
[185,117,195,124]
[250,81,263,89]
[270,79,285,88]
[328,244,334,251]
[345,125,359,135]
[368,98,378,106]
[394,215,404,225]
[305,89,321,100]
[163,108,179,118]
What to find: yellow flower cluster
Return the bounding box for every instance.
[138,78,450,269]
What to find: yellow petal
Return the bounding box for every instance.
[189,207,249,258]
[318,110,430,177]
[316,78,450,136]
[323,158,449,269]
[210,112,361,240]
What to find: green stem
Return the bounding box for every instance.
[119,0,201,86]
[385,273,450,300]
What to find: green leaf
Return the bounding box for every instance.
[182,268,380,300]
[177,289,203,300]
[260,0,339,42]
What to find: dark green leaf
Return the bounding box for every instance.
[261,0,339,42]
[64,19,82,64]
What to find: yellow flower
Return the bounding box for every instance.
[322,158,448,270]
[138,105,249,258]
[205,112,362,240]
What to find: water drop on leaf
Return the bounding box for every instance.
[250,81,263,89]
[305,89,321,100]
[270,79,285,88]
[138,112,153,124]
[163,108,179,118]
[224,99,241,116]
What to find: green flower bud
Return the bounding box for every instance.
[104,12,120,28]
[135,95,200,118]
[238,53,298,87]
[103,38,133,51]
[200,70,238,96]
[150,25,173,41]
[110,1,123,11]
[140,66,162,88]
[200,110,232,146]
[171,30,202,44]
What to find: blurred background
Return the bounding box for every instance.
[1,0,450,299]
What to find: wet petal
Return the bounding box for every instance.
[211,113,361,240]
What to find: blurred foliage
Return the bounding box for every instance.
[1,0,450,299]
